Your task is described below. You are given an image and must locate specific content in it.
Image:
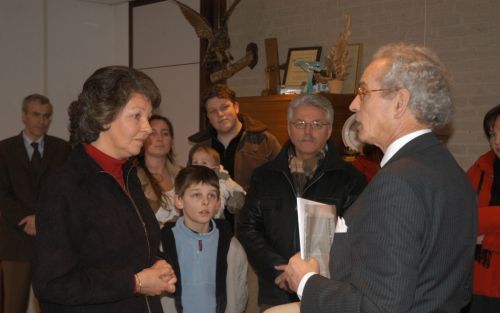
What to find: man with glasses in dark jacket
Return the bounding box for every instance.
[238,94,366,312]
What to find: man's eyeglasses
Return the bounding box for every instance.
[290,120,330,130]
[356,87,392,101]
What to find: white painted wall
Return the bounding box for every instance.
[132,0,200,165]
[0,0,128,141]
[1,0,198,165]
[0,0,46,139]
[46,0,129,138]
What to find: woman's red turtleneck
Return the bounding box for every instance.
[84,144,128,191]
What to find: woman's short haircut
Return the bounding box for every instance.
[174,165,220,198]
[68,65,161,146]
[483,105,500,138]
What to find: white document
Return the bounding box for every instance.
[297,197,337,278]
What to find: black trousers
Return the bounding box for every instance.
[461,294,500,313]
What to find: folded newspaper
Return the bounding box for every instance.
[297,197,337,278]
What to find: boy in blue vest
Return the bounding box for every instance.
[160,165,248,313]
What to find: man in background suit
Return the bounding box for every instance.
[0,94,70,313]
[283,43,477,313]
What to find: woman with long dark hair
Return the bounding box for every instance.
[136,114,182,227]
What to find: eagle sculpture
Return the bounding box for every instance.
[172,0,258,83]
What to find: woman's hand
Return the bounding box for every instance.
[136,260,177,296]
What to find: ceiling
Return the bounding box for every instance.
[77,0,134,5]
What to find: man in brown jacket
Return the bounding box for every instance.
[0,94,70,313]
[188,84,281,192]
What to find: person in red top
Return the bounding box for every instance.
[466,104,500,313]
[351,144,382,182]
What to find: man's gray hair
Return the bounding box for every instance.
[22,93,52,112]
[373,43,453,129]
[287,94,334,124]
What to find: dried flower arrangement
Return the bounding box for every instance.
[325,15,352,81]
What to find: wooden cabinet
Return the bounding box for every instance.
[237,94,356,155]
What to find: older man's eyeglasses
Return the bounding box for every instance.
[357,87,392,101]
[290,120,330,130]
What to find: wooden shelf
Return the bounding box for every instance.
[237,94,356,155]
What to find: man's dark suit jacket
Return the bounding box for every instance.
[301,133,477,313]
[0,132,70,261]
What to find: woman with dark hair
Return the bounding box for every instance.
[136,114,182,227]
[32,66,176,313]
[466,104,500,313]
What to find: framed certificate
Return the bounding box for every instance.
[283,46,322,86]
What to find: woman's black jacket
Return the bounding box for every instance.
[33,145,163,313]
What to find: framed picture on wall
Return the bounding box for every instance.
[341,43,363,94]
[283,46,322,86]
